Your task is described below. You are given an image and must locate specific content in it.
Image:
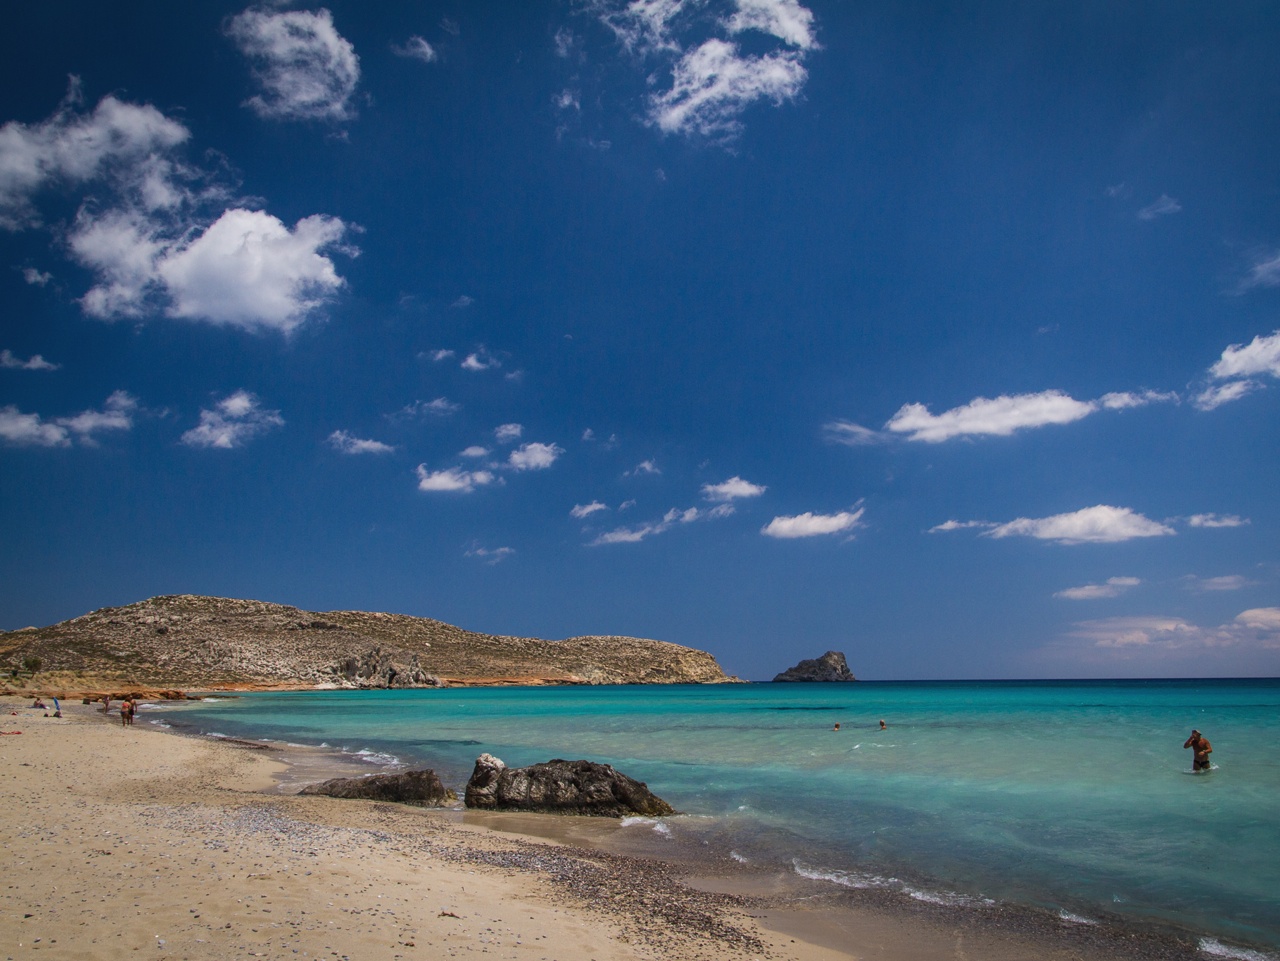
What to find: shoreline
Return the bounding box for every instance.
[0,695,1259,961]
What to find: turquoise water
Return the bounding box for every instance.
[160,680,1280,953]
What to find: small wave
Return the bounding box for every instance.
[148,720,171,729]
[350,748,400,767]
[1058,910,1098,926]
[904,885,994,908]
[1199,939,1278,961]
[730,851,749,863]
[620,816,672,836]
[793,860,898,890]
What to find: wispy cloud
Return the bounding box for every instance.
[1054,576,1141,600]
[392,36,437,63]
[22,268,52,286]
[590,502,734,546]
[1136,194,1181,221]
[226,7,360,122]
[466,543,515,564]
[571,501,609,519]
[585,0,819,141]
[761,506,864,539]
[461,349,500,371]
[823,420,882,446]
[627,459,660,477]
[0,349,59,371]
[1183,575,1250,593]
[1187,513,1249,529]
[1237,251,1280,293]
[1064,609,1280,652]
[494,423,523,443]
[389,398,459,420]
[1194,329,1280,409]
[415,464,496,493]
[701,475,766,501]
[0,390,138,448]
[327,430,394,455]
[884,388,1174,443]
[181,390,283,449]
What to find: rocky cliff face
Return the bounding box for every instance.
[0,594,735,692]
[772,650,857,682]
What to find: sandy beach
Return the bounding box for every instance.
[0,696,1208,961]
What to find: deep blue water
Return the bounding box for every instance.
[156,679,1280,953]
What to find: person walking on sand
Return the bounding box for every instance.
[1183,729,1212,772]
[121,697,134,728]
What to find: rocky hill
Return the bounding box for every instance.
[0,594,736,695]
[772,651,857,682]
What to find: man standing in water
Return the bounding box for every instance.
[1183,729,1213,772]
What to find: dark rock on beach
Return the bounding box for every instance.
[772,650,857,682]
[299,769,456,806]
[464,753,676,817]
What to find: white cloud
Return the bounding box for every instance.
[725,0,818,49]
[1193,380,1260,411]
[761,506,864,539]
[227,7,360,122]
[181,390,283,449]
[459,445,490,458]
[427,349,455,362]
[0,349,59,371]
[2,90,352,331]
[702,475,766,501]
[508,442,564,470]
[571,501,609,519]
[393,36,437,63]
[451,295,473,308]
[1098,389,1178,409]
[1209,330,1280,380]
[22,268,52,286]
[1065,609,1280,651]
[929,519,992,533]
[589,0,688,55]
[0,406,69,447]
[986,505,1175,545]
[1187,513,1249,529]
[1183,575,1249,593]
[649,39,807,139]
[589,499,734,546]
[415,464,495,493]
[390,397,459,420]
[466,544,515,565]
[1054,576,1141,601]
[1137,194,1181,221]
[151,209,348,331]
[0,86,190,230]
[823,420,882,446]
[1238,251,1280,292]
[885,390,1096,443]
[57,390,138,443]
[328,430,394,455]
[462,350,500,371]
[494,423,523,443]
[627,459,660,476]
[555,88,582,112]
[1236,608,1280,631]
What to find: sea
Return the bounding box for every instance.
[151,679,1280,957]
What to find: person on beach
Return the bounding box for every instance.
[121,697,134,727]
[1183,729,1212,772]
[879,719,887,730]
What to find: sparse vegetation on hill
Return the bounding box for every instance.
[0,594,735,694]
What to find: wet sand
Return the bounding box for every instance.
[0,696,1214,961]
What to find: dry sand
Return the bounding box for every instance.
[0,697,1198,961]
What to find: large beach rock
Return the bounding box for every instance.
[464,754,676,817]
[773,650,857,682]
[299,769,455,806]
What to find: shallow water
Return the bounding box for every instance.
[159,679,1280,953]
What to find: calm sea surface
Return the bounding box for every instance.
[158,680,1280,954]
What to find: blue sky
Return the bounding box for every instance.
[2,0,1278,680]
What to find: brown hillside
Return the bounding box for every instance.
[0,594,735,694]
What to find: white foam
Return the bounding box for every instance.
[730,851,749,864]
[1199,939,1277,961]
[1058,909,1098,926]
[792,860,897,890]
[349,748,399,767]
[620,816,672,836]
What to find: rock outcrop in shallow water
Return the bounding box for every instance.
[465,753,676,817]
[0,594,737,692]
[299,770,455,806]
[772,650,857,682]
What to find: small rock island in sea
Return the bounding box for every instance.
[772,650,857,682]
